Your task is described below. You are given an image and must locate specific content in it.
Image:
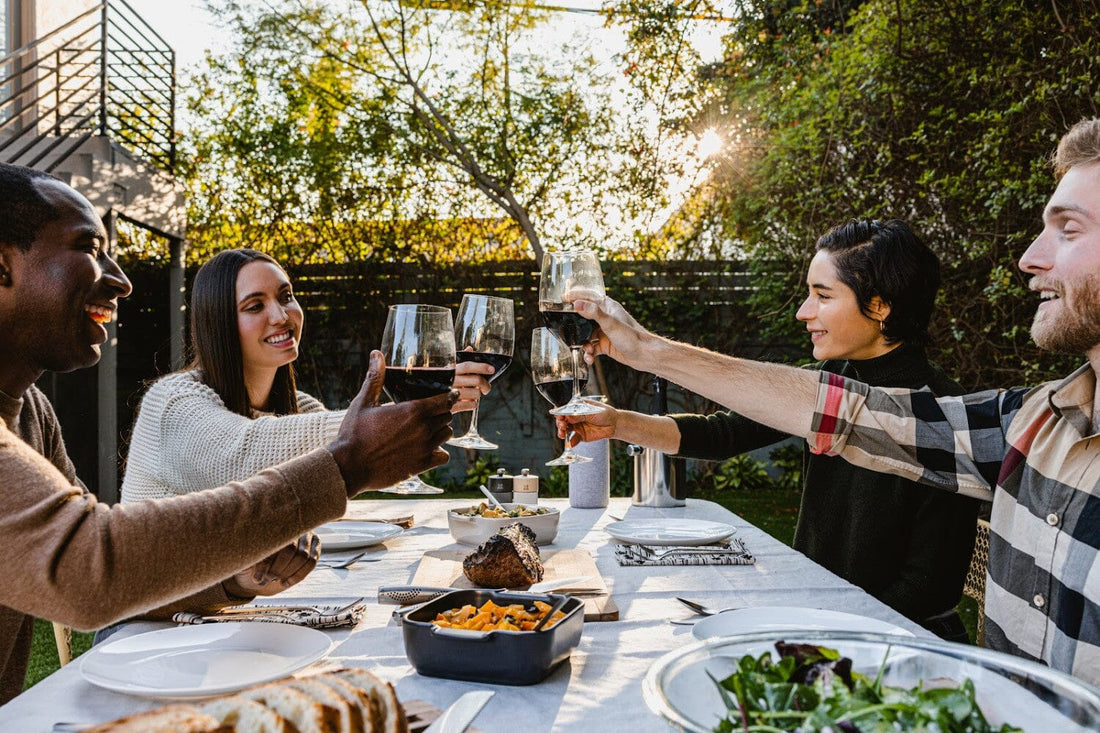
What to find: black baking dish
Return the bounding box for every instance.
[399,589,585,685]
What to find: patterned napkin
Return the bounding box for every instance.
[173,600,366,629]
[615,537,755,566]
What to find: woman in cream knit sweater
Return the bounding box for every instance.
[122,249,492,502]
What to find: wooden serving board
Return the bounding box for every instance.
[411,548,619,622]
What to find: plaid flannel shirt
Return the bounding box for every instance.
[808,364,1100,685]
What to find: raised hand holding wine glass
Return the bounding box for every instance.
[531,327,592,466]
[538,249,605,416]
[447,294,514,450]
[379,304,456,494]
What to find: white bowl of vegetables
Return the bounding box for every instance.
[447,502,560,546]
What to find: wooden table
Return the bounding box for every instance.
[0,498,928,732]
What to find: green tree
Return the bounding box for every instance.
[182,0,650,265]
[666,0,1100,387]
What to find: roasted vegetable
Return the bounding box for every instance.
[457,502,551,519]
[432,599,565,632]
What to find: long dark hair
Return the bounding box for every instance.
[187,249,300,417]
[815,219,940,346]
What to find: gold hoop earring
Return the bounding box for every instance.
[878,320,886,334]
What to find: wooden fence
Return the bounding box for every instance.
[48,259,803,497]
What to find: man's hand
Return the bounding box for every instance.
[452,355,494,413]
[556,402,617,444]
[329,350,456,496]
[223,533,320,598]
[567,293,653,372]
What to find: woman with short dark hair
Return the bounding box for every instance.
[561,220,979,640]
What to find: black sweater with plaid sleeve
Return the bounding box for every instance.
[671,342,980,624]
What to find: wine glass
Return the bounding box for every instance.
[531,327,592,466]
[378,304,456,495]
[538,249,605,416]
[447,294,515,450]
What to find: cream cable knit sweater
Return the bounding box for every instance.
[122,370,346,503]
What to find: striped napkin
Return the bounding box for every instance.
[173,600,366,629]
[615,537,755,566]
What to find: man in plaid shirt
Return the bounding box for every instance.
[563,119,1100,685]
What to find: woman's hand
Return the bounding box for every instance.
[556,402,618,445]
[224,533,320,598]
[452,357,494,413]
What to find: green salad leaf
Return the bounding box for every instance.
[709,642,1022,733]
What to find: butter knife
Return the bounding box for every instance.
[423,690,494,733]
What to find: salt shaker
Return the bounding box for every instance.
[512,468,539,506]
[569,438,610,508]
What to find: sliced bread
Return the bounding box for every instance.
[198,695,293,733]
[239,681,340,733]
[331,668,408,733]
[83,704,223,732]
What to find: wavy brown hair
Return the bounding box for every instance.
[1053,118,1100,179]
[188,249,300,417]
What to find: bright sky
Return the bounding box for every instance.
[126,1,727,75]
[125,0,230,70]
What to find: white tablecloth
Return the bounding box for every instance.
[0,498,928,732]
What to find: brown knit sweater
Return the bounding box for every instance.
[0,386,347,703]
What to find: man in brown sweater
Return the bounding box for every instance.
[0,163,456,702]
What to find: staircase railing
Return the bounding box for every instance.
[0,0,175,174]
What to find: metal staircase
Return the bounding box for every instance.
[2,0,187,502]
[1,0,175,174]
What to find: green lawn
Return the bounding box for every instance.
[24,487,978,689]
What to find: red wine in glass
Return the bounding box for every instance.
[447,294,515,451]
[383,367,456,403]
[535,376,589,408]
[455,352,512,384]
[538,250,605,416]
[378,304,456,494]
[530,327,593,467]
[540,308,596,348]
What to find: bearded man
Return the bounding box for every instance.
[560,118,1100,685]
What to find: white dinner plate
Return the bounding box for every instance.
[315,521,402,551]
[692,606,915,641]
[79,622,331,699]
[606,518,736,546]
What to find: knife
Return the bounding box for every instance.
[423,690,494,733]
[378,576,597,605]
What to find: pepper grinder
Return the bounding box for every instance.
[486,468,513,504]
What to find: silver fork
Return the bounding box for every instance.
[638,545,737,561]
[318,551,376,569]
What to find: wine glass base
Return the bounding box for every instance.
[446,434,499,450]
[546,452,593,467]
[549,399,603,417]
[378,476,445,495]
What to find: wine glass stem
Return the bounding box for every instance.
[563,431,578,459]
[465,403,481,437]
[570,346,584,402]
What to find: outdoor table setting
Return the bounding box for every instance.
[4,496,1098,732]
[0,496,934,732]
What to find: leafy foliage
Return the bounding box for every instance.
[661,0,1100,389]
[181,0,681,265]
